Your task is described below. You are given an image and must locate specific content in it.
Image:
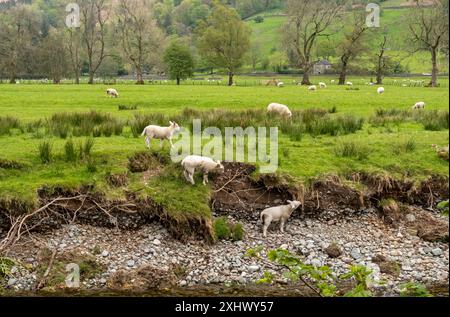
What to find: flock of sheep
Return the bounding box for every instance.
[104,83,431,236]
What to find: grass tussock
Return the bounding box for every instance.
[38,141,53,164]
[44,111,124,138]
[0,116,20,135]
[392,138,417,155]
[371,109,449,131]
[334,140,371,160]
[130,108,364,139]
[213,217,244,241]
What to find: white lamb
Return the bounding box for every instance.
[308,85,317,91]
[277,82,285,87]
[412,101,426,110]
[181,155,225,185]
[106,88,119,98]
[377,87,385,94]
[319,82,327,88]
[346,82,353,86]
[330,80,335,84]
[267,103,292,118]
[260,200,302,237]
[141,121,181,149]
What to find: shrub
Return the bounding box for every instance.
[437,200,449,216]
[254,15,264,23]
[82,138,95,158]
[214,217,244,241]
[38,141,53,164]
[0,257,15,278]
[399,282,433,297]
[334,140,370,160]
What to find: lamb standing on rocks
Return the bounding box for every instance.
[107,88,119,98]
[260,200,302,237]
[141,121,181,149]
[181,155,225,185]
[267,103,292,118]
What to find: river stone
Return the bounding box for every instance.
[325,243,342,258]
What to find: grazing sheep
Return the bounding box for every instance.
[308,85,317,91]
[260,200,302,237]
[141,121,181,149]
[432,144,449,161]
[277,82,285,87]
[319,82,327,88]
[181,155,225,185]
[107,88,119,98]
[267,103,292,118]
[412,101,426,110]
[377,87,385,94]
[330,80,336,84]
[346,82,353,86]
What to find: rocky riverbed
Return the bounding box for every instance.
[1,208,448,296]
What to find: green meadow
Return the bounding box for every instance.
[0,81,448,218]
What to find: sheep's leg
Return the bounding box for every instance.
[145,137,151,149]
[160,139,164,148]
[263,221,270,238]
[280,219,285,234]
[183,170,190,183]
[203,173,209,186]
[169,138,175,148]
[189,172,195,185]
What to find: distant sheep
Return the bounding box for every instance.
[330,80,336,84]
[346,82,353,86]
[277,82,285,87]
[181,155,225,185]
[107,88,119,98]
[319,82,327,88]
[141,121,181,149]
[377,87,385,94]
[267,103,292,118]
[412,101,426,110]
[308,85,317,91]
[260,200,302,237]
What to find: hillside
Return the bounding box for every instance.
[247,6,448,74]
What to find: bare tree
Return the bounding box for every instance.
[66,28,84,84]
[115,0,165,85]
[40,28,68,84]
[337,11,370,85]
[283,0,345,85]
[408,0,449,87]
[374,35,389,84]
[79,0,110,84]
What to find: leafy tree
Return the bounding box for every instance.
[198,2,251,86]
[164,40,195,85]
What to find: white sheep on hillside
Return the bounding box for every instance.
[412,101,426,110]
[107,88,119,98]
[267,103,292,118]
[260,200,302,237]
[308,85,317,91]
[141,121,181,149]
[377,87,385,94]
[277,82,285,87]
[181,155,225,185]
[319,82,327,88]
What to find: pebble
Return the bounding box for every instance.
[153,239,161,246]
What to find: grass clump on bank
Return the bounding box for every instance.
[214,217,245,241]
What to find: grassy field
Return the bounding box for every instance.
[0,81,448,221]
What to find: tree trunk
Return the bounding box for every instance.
[376,68,383,85]
[176,77,181,85]
[88,72,94,84]
[301,70,311,85]
[430,48,438,87]
[228,72,234,86]
[53,78,61,84]
[136,67,144,85]
[338,62,348,85]
[9,72,16,84]
[75,72,80,84]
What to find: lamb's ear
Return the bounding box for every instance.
[169,121,174,125]
[287,200,292,204]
